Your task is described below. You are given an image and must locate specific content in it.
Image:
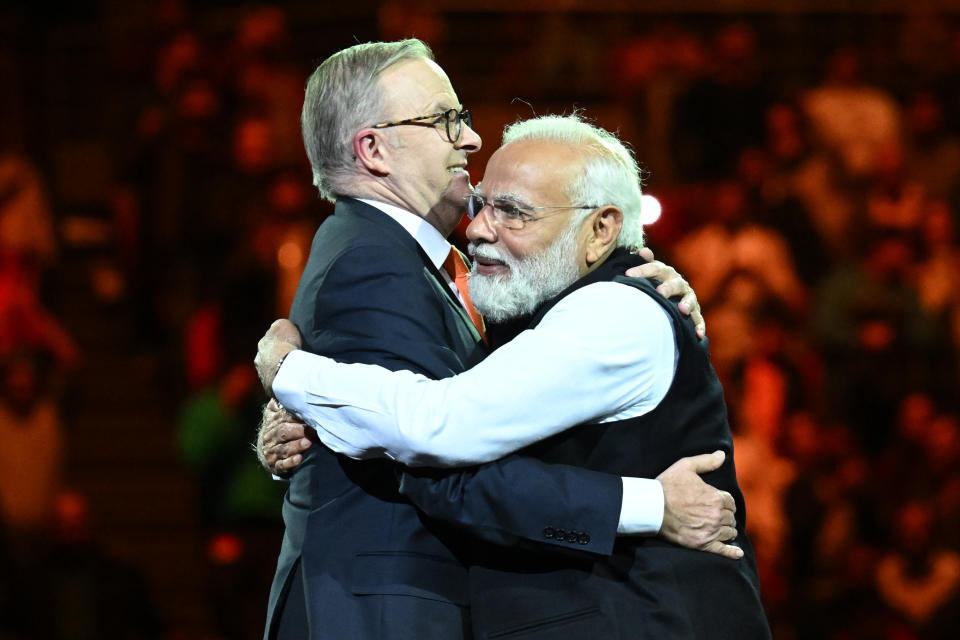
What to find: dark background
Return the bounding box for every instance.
[2,1,960,638]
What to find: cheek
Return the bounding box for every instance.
[501,236,538,262]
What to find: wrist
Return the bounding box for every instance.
[269,346,296,396]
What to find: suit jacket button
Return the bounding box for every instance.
[579,533,590,545]
[565,531,578,543]
[543,527,555,539]
[555,528,567,540]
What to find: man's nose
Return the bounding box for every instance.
[456,123,481,153]
[466,206,497,243]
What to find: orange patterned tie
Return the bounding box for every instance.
[443,246,487,343]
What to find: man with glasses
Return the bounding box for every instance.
[258,114,770,638]
[259,39,734,640]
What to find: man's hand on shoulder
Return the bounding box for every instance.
[256,398,312,476]
[255,319,303,396]
[657,450,743,560]
[626,246,705,339]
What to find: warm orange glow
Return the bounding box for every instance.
[277,241,303,270]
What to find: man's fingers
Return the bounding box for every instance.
[262,409,303,447]
[636,246,655,262]
[273,438,312,461]
[694,319,706,340]
[703,540,744,560]
[277,453,302,474]
[656,275,688,300]
[720,490,736,513]
[717,526,738,542]
[624,261,665,281]
[685,450,726,474]
[261,419,282,447]
[720,510,736,528]
[678,295,706,338]
[277,422,307,443]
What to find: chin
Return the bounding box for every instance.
[443,181,471,201]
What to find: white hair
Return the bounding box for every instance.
[301,39,433,202]
[500,114,645,250]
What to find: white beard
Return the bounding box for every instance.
[467,222,581,323]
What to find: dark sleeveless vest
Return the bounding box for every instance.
[519,248,747,525]
[468,248,770,640]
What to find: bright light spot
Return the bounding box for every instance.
[640,194,662,225]
[277,241,303,269]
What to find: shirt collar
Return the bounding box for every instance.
[356,198,451,270]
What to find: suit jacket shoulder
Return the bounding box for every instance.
[290,198,485,379]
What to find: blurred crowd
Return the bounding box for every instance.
[607,18,960,640]
[2,1,960,638]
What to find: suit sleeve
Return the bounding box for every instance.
[399,456,623,555]
[295,242,624,555]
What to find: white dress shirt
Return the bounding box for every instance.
[275,279,678,534]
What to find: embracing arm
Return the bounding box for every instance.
[259,283,740,557]
[271,284,672,466]
[398,450,739,556]
[256,399,739,557]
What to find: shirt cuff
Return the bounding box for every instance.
[617,477,665,535]
[272,349,314,410]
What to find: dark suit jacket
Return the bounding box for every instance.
[265,198,624,639]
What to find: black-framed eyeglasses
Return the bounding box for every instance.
[371,107,473,143]
[465,192,603,231]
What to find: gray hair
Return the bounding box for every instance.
[301,39,434,201]
[501,114,645,250]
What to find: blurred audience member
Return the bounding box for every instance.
[902,91,960,203]
[673,22,769,179]
[803,45,902,178]
[609,25,707,183]
[916,200,960,349]
[671,180,807,383]
[762,100,859,259]
[812,229,941,444]
[875,500,960,636]
[0,273,78,538]
[225,6,305,167]
[673,180,807,310]
[0,151,58,287]
[865,140,926,233]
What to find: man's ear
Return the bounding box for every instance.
[585,206,623,265]
[353,127,390,177]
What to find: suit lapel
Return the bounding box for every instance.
[336,198,482,342]
[419,245,482,342]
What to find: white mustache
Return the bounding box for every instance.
[468,242,508,266]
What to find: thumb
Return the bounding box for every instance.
[687,450,726,474]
